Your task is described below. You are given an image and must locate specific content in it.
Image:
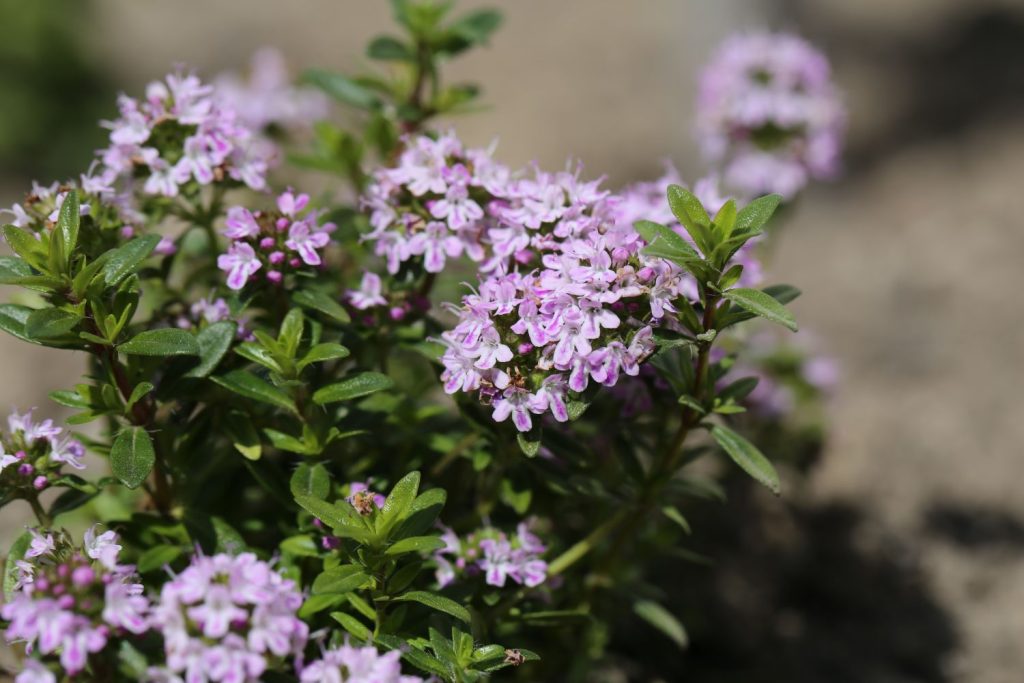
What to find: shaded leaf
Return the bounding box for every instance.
[110,427,156,489]
[710,424,781,494]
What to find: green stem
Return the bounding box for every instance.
[547,295,722,578]
[28,495,51,527]
[547,508,629,577]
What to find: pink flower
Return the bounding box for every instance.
[408,221,462,273]
[492,387,534,432]
[284,219,330,266]
[223,206,261,240]
[84,525,121,570]
[218,242,262,290]
[348,272,387,310]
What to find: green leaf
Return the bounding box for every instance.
[126,382,154,410]
[293,288,351,323]
[110,426,156,489]
[517,432,541,457]
[3,225,48,272]
[710,424,781,494]
[394,488,447,538]
[293,495,375,545]
[0,256,32,284]
[677,394,706,414]
[102,235,162,287]
[299,594,346,618]
[136,544,183,573]
[235,342,284,374]
[264,428,318,455]
[54,189,80,268]
[450,8,503,44]
[633,600,688,649]
[119,328,200,356]
[0,304,36,344]
[368,35,415,61]
[312,565,371,595]
[298,343,350,370]
[25,308,80,339]
[303,69,380,109]
[763,283,801,305]
[313,372,393,405]
[713,198,737,237]
[634,220,699,259]
[211,370,296,413]
[661,506,692,534]
[666,184,713,253]
[225,411,261,461]
[3,531,32,599]
[378,470,420,538]
[278,308,304,357]
[280,535,319,557]
[330,611,371,641]
[394,590,471,624]
[386,535,445,556]
[183,321,236,378]
[735,194,782,233]
[290,463,330,499]
[722,287,798,332]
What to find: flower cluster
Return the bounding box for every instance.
[696,31,844,199]
[300,643,423,683]
[175,295,253,340]
[434,521,547,589]
[218,189,336,290]
[0,410,85,495]
[213,48,330,136]
[2,527,148,680]
[426,156,736,431]
[361,132,510,274]
[149,552,308,683]
[97,69,275,199]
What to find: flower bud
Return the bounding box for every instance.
[71,565,95,587]
[268,250,285,265]
[266,271,283,284]
[32,476,47,490]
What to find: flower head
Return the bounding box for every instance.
[696,31,844,199]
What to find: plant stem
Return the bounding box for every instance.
[547,508,629,576]
[547,294,721,577]
[28,495,51,527]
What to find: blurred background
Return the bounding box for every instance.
[2,0,1023,681]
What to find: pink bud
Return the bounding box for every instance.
[15,450,27,460]
[57,594,74,609]
[288,258,302,268]
[71,566,95,587]
[611,247,629,261]
[268,251,285,265]
[311,518,324,529]
[35,578,49,592]
[32,476,47,490]
[17,463,34,476]
[57,563,70,578]
[637,267,655,282]
[389,307,406,322]
[321,536,341,550]
[518,343,533,354]
[259,237,276,250]
[276,218,290,232]
[52,584,66,596]
[266,271,283,284]
[120,226,136,239]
